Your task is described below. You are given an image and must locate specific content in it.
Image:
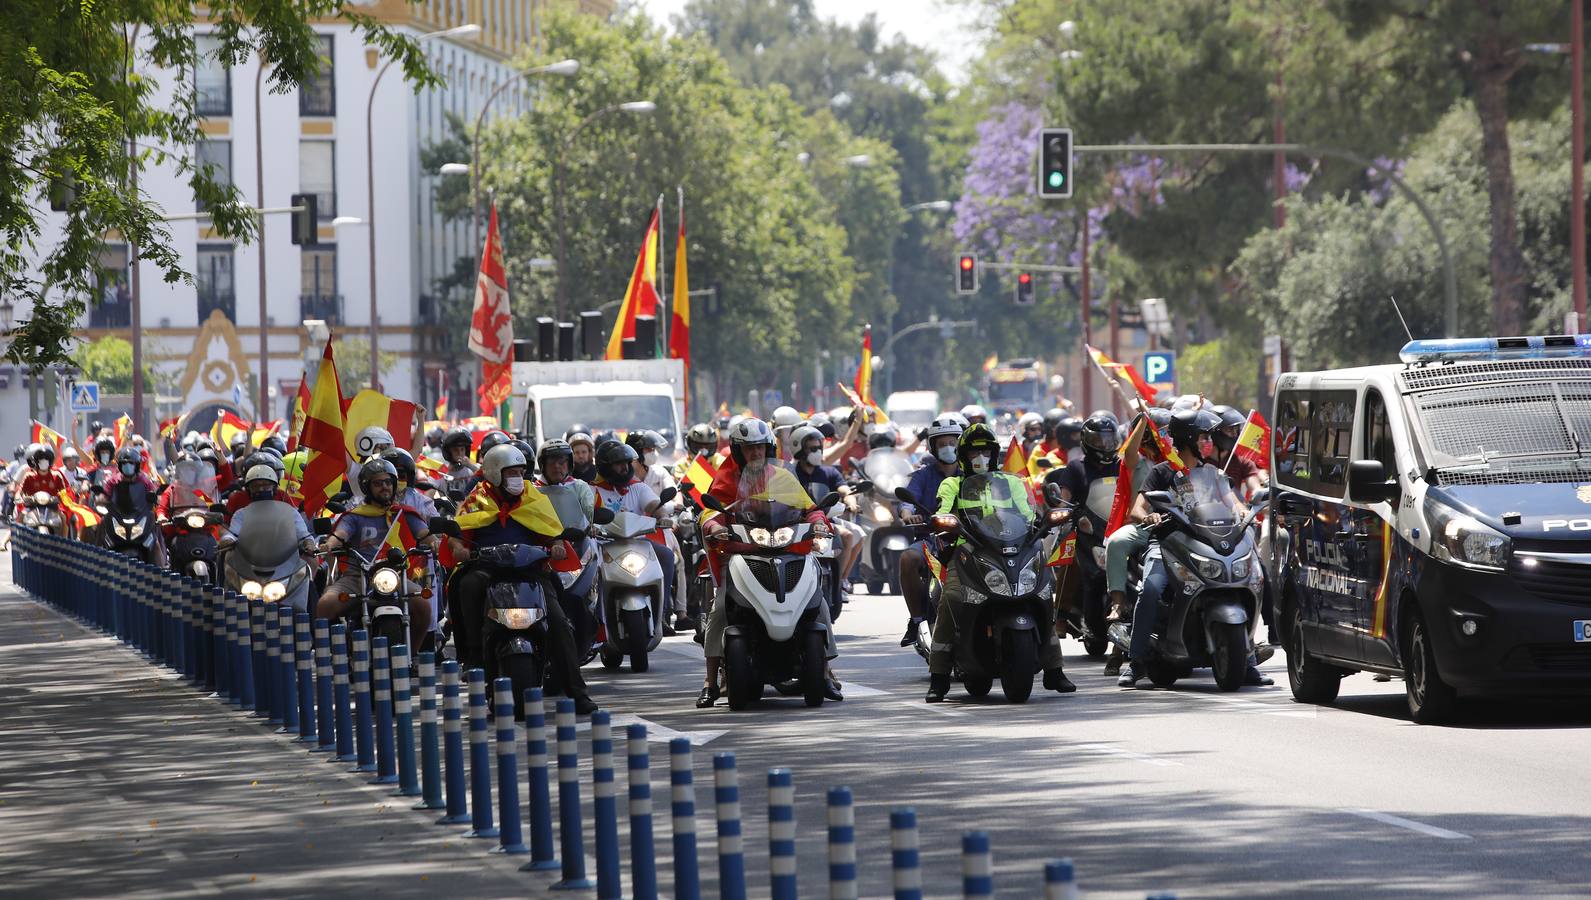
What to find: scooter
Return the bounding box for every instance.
[1108,488,1262,691]
[224,500,315,612]
[97,482,166,564]
[20,491,68,536]
[537,482,613,664]
[851,447,914,595]
[1067,475,1117,658]
[318,533,432,651]
[167,505,226,582]
[593,486,677,674]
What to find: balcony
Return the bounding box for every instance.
[88,287,132,328]
[300,293,343,325]
[198,290,236,323]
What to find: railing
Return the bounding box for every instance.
[198,290,235,322]
[300,292,343,324]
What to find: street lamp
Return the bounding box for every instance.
[553,100,657,320]
[364,23,480,394]
[0,297,13,332]
[438,162,470,176]
[465,58,579,255]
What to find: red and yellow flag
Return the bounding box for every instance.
[456,481,563,538]
[211,410,252,450]
[299,336,348,516]
[679,453,719,507]
[381,512,429,581]
[251,421,282,447]
[434,393,449,422]
[113,414,133,448]
[1233,410,1272,470]
[286,377,310,453]
[469,205,514,415]
[158,416,181,441]
[853,324,875,412]
[344,389,420,458]
[668,199,691,416]
[60,489,101,530]
[1001,436,1027,475]
[1086,344,1159,406]
[1105,416,1149,536]
[30,421,65,467]
[606,207,662,360]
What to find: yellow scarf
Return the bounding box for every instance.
[456,482,563,538]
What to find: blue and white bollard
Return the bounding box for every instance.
[590,712,621,900]
[714,751,747,900]
[251,600,271,718]
[828,786,858,900]
[294,612,315,742]
[627,724,658,900]
[263,603,282,724]
[551,698,594,890]
[314,619,335,752]
[210,586,228,693]
[330,623,355,761]
[277,606,299,733]
[370,636,397,783]
[464,668,498,839]
[1044,859,1079,900]
[768,768,798,900]
[891,808,923,900]
[392,644,419,797]
[669,738,700,900]
[350,629,376,772]
[233,593,254,709]
[962,831,993,900]
[492,677,527,854]
[438,660,470,824]
[520,688,559,872]
[415,653,445,809]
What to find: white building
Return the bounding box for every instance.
[5,0,613,436]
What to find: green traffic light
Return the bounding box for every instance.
[1048,170,1065,188]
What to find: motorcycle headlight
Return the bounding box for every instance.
[983,563,1013,596]
[558,568,581,588]
[770,527,795,547]
[618,551,649,577]
[241,581,264,600]
[749,528,773,546]
[262,581,287,602]
[371,568,402,595]
[32,491,49,505]
[185,513,206,530]
[1189,553,1225,582]
[490,607,544,629]
[1016,557,1040,595]
[1424,497,1510,571]
[127,519,145,538]
[1231,553,1252,581]
[1163,556,1193,584]
[872,505,892,524]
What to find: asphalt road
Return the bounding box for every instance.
[5,550,1591,898]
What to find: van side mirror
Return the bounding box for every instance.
[428,516,462,538]
[1348,460,1399,504]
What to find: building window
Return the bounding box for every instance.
[196,244,235,322]
[300,246,340,324]
[89,244,132,328]
[196,138,232,212]
[195,34,231,116]
[300,34,335,116]
[299,141,336,219]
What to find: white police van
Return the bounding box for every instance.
[1267,335,1591,723]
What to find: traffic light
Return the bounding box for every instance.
[289,193,318,246]
[1014,271,1035,306]
[1038,127,1073,199]
[957,255,978,294]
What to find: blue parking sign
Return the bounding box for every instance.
[1143,351,1176,385]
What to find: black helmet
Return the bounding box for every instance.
[508,439,537,474]
[88,419,104,436]
[380,447,416,487]
[867,424,899,450]
[93,436,116,462]
[1042,407,1067,436]
[13,444,26,460]
[477,430,511,459]
[114,445,140,473]
[564,424,591,441]
[357,457,400,499]
[1210,405,1246,431]
[425,425,445,447]
[1054,415,1084,451]
[1080,414,1121,467]
[1168,408,1222,454]
[808,412,835,440]
[442,427,473,460]
[196,447,222,472]
[28,442,56,469]
[625,430,664,457]
[1145,407,1173,429]
[955,423,1002,475]
[596,440,639,485]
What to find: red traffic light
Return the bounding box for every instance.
[1018,272,1032,284]
[960,256,975,270]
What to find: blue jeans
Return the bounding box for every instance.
[1129,547,1168,663]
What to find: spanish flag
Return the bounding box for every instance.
[1085,344,1159,405]
[286,377,310,453]
[158,416,181,441]
[30,421,65,467]
[456,481,563,539]
[211,410,252,450]
[60,489,101,530]
[679,453,719,506]
[853,324,875,412]
[343,389,420,459]
[668,195,690,415]
[1233,410,1272,470]
[299,336,348,516]
[605,206,661,360]
[381,512,429,580]
[1001,436,1027,475]
[1105,416,1149,536]
[113,413,133,448]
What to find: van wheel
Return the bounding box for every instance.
[1405,605,1459,724]
[1211,622,1247,692]
[1287,605,1342,704]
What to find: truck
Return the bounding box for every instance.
[984,358,1048,425]
[511,358,686,451]
[884,390,941,431]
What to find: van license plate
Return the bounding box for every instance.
[1576,621,1591,643]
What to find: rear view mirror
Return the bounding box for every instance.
[428,516,462,538]
[1348,460,1399,504]
[893,486,916,505]
[657,486,678,506]
[700,494,726,513]
[311,517,335,537]
[813,491,841,510]
[593,506,617,525]
[558,527,587,543]
[1043,483,1065,508]
[851,479,874,495]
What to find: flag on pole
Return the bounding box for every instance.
[285,376,310,453]
[1105,416,1150,536]
[113,414,133,448]
[299,336,348,516]
[434,392,449,423]
[606,207,662,360]
[344,389,421,458]
[1233,410,1272,470]
[678,453,719,506]
[853,324,876,417]
[1085,344,1159,406]
[157,416,181,441]
[381,513,429,581]
[469,205,514,416]
[1001,436,1027,475]
[668,193,691,417]
[30,421,65,467]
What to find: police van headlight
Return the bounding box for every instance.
[1424,497,1510,571]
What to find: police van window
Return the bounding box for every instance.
[1275,392,1311,489]
[1311,391,1356,496]
[1363,389,1396,474]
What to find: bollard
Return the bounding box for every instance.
[492,678,528,853]
[891,808,923,900]
[294,613,316,741]
[370,637,397,783]
[828,787,858,900]
[277,606,299,733]
[330,623,356,761]
[263,601,282,724]
[714,752,747,900]
[550,698,594,890]
[350,629,376,772]
[1044,859,1079,900]
[250,599,270,717]
[464,669,498,839]
[415,653,445,809]
[669,739,701,900]
[768,768,798,900]
[313,620,336,752]
[962,831,993,900]
[210,586,228,692]
[438,660,470,824]
[591,712,622,900]
[392,645,420,797]
[235,594,256,710]
[519,688,559,872]
[627,725,658,900]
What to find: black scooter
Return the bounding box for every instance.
[97,481,167,564]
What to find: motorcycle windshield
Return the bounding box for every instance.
[541,482,590,529]
[110,482,151,517]
[954,473,1033,545]
[732,463,813,529]
[169,458,218,509]
[860,449,914,496]
[234,500,302,569]
[1172,467,1241,524]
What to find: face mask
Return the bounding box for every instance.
[120,463,136,476]
[36,460,50,472]
[804,450,822,467]
[250,488,275,502]
[502,475,524,496]
[643,451,659,467]
[970,454,991,475]
[98,453,112,465]
[935,446,957,465]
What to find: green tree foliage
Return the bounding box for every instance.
[71,335,148,394]
[1,1,439,373]
[331,334,398,395]
[1178,336,1261,412]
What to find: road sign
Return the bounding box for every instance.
[762,389,783,410]
[1143,352,1176,386]
[69,381,100,413]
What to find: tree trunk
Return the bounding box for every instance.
[1472,31,1528,336]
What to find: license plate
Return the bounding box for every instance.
[1576,621,1591,643]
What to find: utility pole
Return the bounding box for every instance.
[1573,0,1586,332]
[1079,211,1092,410]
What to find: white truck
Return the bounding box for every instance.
[884,390,942,431]
[511,358,687,450]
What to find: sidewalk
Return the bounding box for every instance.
[0,551,545,899]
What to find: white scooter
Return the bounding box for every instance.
[595,487,677,673]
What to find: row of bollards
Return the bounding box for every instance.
[12,528,1172,899]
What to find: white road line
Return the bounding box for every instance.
[0,636,117,653]
[1071,742,1181,767]
[838,682,888,697]
[1342,808,1471,840]
[1143,688,1316,718]
[573,713,725,746]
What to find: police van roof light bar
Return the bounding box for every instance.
[1399,335,1591,365]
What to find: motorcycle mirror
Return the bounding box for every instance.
[851,479,874,495]
[1043,483,1065,508]
[434,499,458,517]
[428,516,462,538]
[311,517,335,537]
[558,527,586,542]
[813,491,842,510]
[700,494,726,513]
[325,499,347,514]
[892,486,916,505]
[657,486,678,506]
[592,506,616,525]
[414,478,436,491]
[1249,488,1270,507]
[1143,490,1175,508]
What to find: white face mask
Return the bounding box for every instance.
[35,460,50,472]
[935,445,957,464]
[120,462,137,476]
[643,451,659,467]
[970,454,991,475]
[502,475,524,496]
[98,452,112,465]
[803,450,822,467]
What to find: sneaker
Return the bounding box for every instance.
[1254,643,1276,664]
[1103,648,1123,677]
[1043,668,1077,693]
[1117,662,1142,688]
[900,617,923,648]
[1243,665,1274,687]
[925,673,950,703]
[663,621,677,637]
[574,695,599,715]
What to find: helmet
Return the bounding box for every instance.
[925,414,965,443]
[196,447,222,471]
[228,431,249,454]
[380,447,416,487]
[13,444,25,460]
[1018,411,1044,437]
[567,432,594,453]
[1168,408,1222,453]
[27,443,54,469]
[1053,415,1084,451]
[91,436,116,463]
[564,424,591,441]
[1080,414,1121,467]
[1042,407,1067,435]
[442,427,473,460]
[592,430,619,449]
[960,404,988,424]
[477,431,511,459]
[356,457,400,499]
[88,419,104,435]
[244,451,285,479]
[1171,394,1202,411]
[808,412,835,439]
[788,424,824,459]
[180,431,200,451]
[480,443,528,490]
[243,464,280,488]
[254,445,284,464]
[537,438,573,473]
[114,445,141,471]
[1211,405,1246,431]
[596,440,639,485]
[259,434,287,456]
[955,423,1001,474]
[771,406,802,430]
[626,430,664,457]
[61,446,79,464]
[866,423,899,449]
[727,417,776,467]
[686,423,719,455]
[354,426,394,461]
[425,426,445,447]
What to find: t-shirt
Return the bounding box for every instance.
[593,478,660,517]
[1141,462,1237,511]
[902,464,951,516]
[1050,458,1116,503]
[794,463,843,506]
[332,508,427,562]
[1222,454,1261,488]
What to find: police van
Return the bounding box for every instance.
[1267,335,1591,723]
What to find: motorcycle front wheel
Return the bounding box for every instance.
[1211,621,1247,692]
[623,608,651,673]
[999,631,1037,704]
[801,629,826,708]
[501,653,543,720]
[371,616,406,654]
[725,635,757,711]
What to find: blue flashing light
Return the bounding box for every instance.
[1399,334,1591,364]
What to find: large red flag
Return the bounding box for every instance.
[469,206,514,416]
[606,207,662,360]
[299,336,348,516]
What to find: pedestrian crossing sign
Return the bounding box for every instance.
[69,382,100,413]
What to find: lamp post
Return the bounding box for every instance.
[366,23,480,394]
[553,100,656,321]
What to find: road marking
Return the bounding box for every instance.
[0,636,117,653]
[574,713,725,746]
[1342,808,1471,840]
[838,682,888,697]
[1143,688,1315,718]
[1072,742,1181,767]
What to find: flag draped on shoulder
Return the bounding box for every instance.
[1233,410,1271,470]
[606,206,662,360]
[60,489,100,530]
[469,205,514,416]
[344,390,420,458]
[456,482,563,539]
[668,194,690,415]
[299,336,348,516]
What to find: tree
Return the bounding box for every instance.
[1,1,439,372]
[72,335,148,394]
[331,335,398,395]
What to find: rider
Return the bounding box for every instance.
[925,423,1076,702]
[678,423,722,472]
[383,447,439,521]
[567,432,599,484]
[627,430,691,632]
[896,414,963,647]
[789,423,865,600]
[225,464,316,553]
[444,443,598,715]
[591,441,678,620]
[100,445,168,564]
[316,458,436,652]
[959,404,989,427]
[17,444,69,506]
[58,447,88,496]
[439,427,478,502]
[535,439,597,525]
[223,452,288,521]
[1210,404,1268,497]
[1017,412,1045,457]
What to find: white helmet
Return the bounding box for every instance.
[926,415,965,442]
[729,417,775,466]
[243,464,280,487]
[1018,411,1043,431]
[480,443,527,490]
[771,405,802,429]
[355,425,395,461]
[787,424,824,458]
[960,404,988,422]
